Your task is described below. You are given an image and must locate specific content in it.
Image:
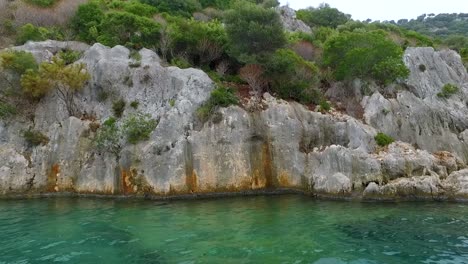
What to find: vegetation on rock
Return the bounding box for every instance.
[375,132,394,147]
[437,84,459,98]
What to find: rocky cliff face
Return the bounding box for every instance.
[1,41,468,200]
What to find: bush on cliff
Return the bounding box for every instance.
[197,86,238,122]
[0,50,38,74]
[224,0,286,62]
[323,30,409,84]
[437,83,459,98]
[0,101,17,119]
[375,132,394,147]
[122,112,158,144]
[22,128,49,147]
[94,117,121,155]
[21,56,90,116]
[263,49,320,104]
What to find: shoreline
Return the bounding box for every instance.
[1,189,467,203]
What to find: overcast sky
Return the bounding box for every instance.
[280,0,468,21]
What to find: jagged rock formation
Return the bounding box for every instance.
[1,41,468,200]
[276,6,312,34]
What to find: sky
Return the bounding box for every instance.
[279,0,468,21]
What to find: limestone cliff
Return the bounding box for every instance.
[1,41,468,201]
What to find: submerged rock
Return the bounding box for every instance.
[1,41,468,201]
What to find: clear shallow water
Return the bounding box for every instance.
[0,196,467,264]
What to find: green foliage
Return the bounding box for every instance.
[107,0,158,17]
[167,17,227,66]
[397,13,468,38]
[22,129,49,147]
[58,50,82,65]
[375,132,394,147]
[122,112,158,144]
[25,0,57,7]
[0,51,38,74]
[141,0,202,17]
[71,2,105,43]
[371,57,410,85]
[319,100,331,112]
[15,24,50,45]
[97,11,161,48]
[323,31,409,84]
[94,117,121,155]
[0,101,17,119]
[419,64,426,72]
[21,57,90,116]
[97,91,109,102]
[112,99,126,118]
[297,3,351,29]
[170,57,191,69]
[263,49,320,103]
[197,86,238,121]
[130,101,139,109]
[169,99,175,107]
[224,1,286,62]
[437,84,459,98]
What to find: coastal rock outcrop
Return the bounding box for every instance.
[1,41,468,200]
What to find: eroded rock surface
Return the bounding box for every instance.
[1,41,468,200]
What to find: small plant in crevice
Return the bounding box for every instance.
[375,132,394,147]
[419,64,426,72]
[94,117,121,155]
[169,99,175,107]
[58,50,83,65]
[196,86,238,122]
[97,90,109,102]
[22,129,49,147]
[129,50,142,68]
[437,83,458,98]
[0,101,17,119]
[130,100,139,109]
[318,100,331,113]
[112,99,126,118]
[122,112,158,144]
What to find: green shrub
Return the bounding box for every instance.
[171,57,191,69]
[375,132,394,147]
[0,50,38,74]
[323,30,409,84]
[224,1,286,62]
[71,2,105,43]
[197,86,238,121]
[112,99,126,118]
[25,0,57,7]
[371,57,410,85]
[437,84,459,98]
[130,101,139,109]
[21,57,90,116]
[0,102,17,119]
[167,17,227,66]
[97,91,109,102]
[141,0,201,17]
[122,112,158,144]
[263,49,320,104]
[94,117,121,154]
[319,100,331,112]
[97,11,161,48]
[128,50,142,67]
[22,129,49,147]
[16,24,49,45]
[297,3,350,29]
[58,50,82,65]
[108,1,158,17]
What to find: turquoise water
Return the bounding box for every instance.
[0,196,467,264]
